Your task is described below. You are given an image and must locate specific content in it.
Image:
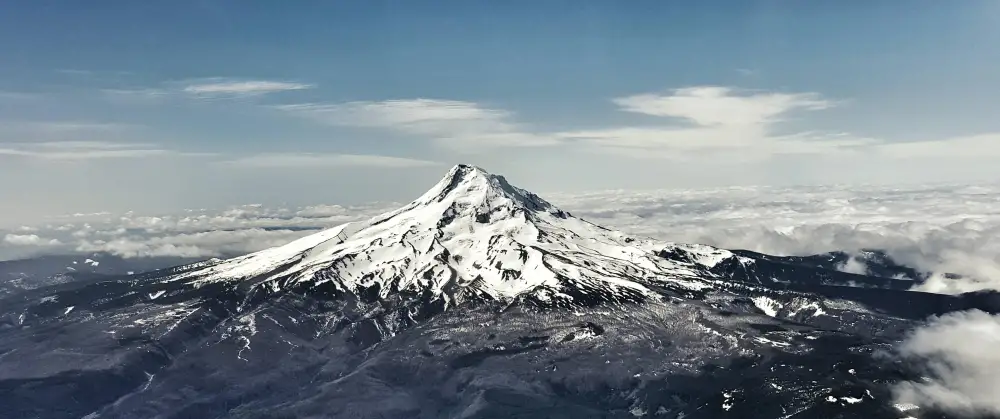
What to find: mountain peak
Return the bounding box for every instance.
[422,164,493,199]
[413,164,560,216]
[174,162,724,306]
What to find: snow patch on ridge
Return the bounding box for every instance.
[751,296,783,317]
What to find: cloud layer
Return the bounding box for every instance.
[181,79,314,97]
[0,202,398,260]
[555,183,1000,294]
[102,77,315,100]
[893,310,1000,416]
[611,86,832,125]
[3,181,998,294]
[220,152,440,169]
[276,99,559,149]
[0,141,197,160]
[269,85,998,162]
[272,86,871,157]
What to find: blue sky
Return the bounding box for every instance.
[2,0,999,223]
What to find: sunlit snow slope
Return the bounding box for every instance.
[172,164,730,307]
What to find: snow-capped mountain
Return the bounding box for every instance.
[1,164,997,419]
[168,164,727,309]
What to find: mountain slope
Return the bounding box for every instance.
[167,164,728,308]
[1,164,997,419]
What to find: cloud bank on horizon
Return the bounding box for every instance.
[4,181,999,296]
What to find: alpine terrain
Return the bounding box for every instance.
[1,164,998,419]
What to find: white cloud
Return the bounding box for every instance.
[837,255,870,276]
[893,310,1000,416]
[281,99,509,128]
[7,121,131,133]
[274,88,868,156]
[551,183,1000,293]
[0,202,396,260]
[75,228,316,258]
[26,141,153,150]
[220,152,440,168]
[914,253,1000,294]
[0,141,207,160]
[555,127,875,158]
[276,99,559,149]
[88,82,1000,167]
[612,86,832,126]
[180,79,314,97]
[877,133,1000,159]
[559,87,870,158]
[0,120,203,160]
[101,78,313,103]
[4,181,1000,297]
[3,234,61,247]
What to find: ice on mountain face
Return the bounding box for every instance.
[722,391,736,411]
[172,164,719,305]
[786,300,827,318]
[751,296,783,317]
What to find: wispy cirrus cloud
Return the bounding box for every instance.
[0,141,207,160]
[876,133,1000,159]
[220,152,440,169]
[558,86,870,158]
[278,99,511,128]
[0,119,206,160]
[274,87,867,156]
[275,99,559,149]
[611,86,833,126]
[103,77,314,102]
[0,120,133,136]
[180,78,314,98]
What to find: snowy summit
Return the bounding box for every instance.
[174,164,728,308]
